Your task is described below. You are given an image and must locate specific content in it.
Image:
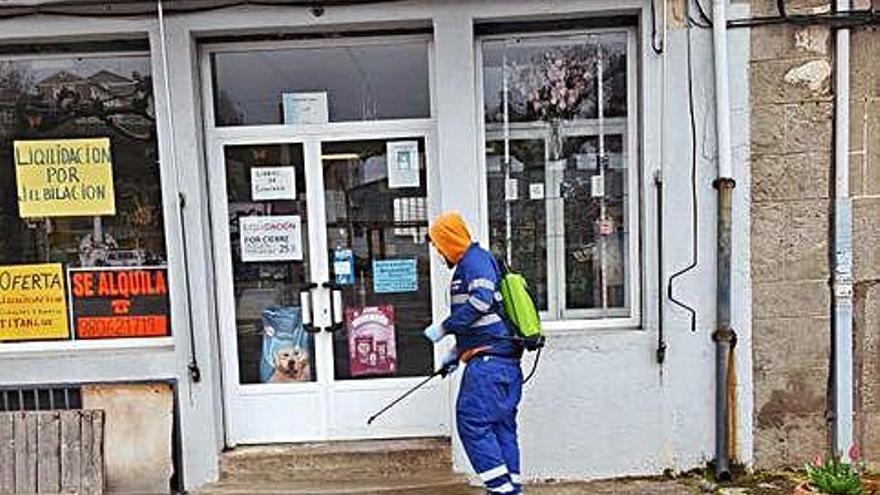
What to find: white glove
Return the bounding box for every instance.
[439,349,459,377]
[423,324,447,343]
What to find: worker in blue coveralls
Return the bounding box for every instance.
[423,211,524,495]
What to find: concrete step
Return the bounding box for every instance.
[216,438,457,485]
[198,473,480,495]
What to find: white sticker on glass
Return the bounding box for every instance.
[251,166,296,201]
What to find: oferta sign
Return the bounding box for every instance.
[0,263,70,341]
[14,138,116,218]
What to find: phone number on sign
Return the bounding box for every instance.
[76,316,168,339]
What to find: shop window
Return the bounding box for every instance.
[481,30,638,324]
[0,50,171,343]
[210,38,431,126]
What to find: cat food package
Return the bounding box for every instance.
[346,305,397,377]
[260,306,312,383]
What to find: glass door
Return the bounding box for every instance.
[210,133,448,445]
[211,140,328,444]
[319,138,446,439]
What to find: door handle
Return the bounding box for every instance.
[322,281,344,333]
[300,283,320,334]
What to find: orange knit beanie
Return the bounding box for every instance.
[428,211,472,264]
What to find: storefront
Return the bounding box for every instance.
[0,0,754,492]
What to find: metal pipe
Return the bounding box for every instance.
[832,0,854,456]
[714,178,735,480]
[712,0,736,479]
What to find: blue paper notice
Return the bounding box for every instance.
[333,248,355,287]
[373,259,418,294]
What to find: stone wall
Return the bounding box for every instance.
[749,3,834,468]
[850,27,880,470]
[751,0,880,468]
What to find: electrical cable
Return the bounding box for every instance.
[650,0,664,54]
[667,0,700,333]
[523,347,542,385]
[0,0,412,19]
[689,15,712,28]
[693,0,714,26]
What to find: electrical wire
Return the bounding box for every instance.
[693,0,714,26]
[650,0,664,54]
[0,0,412,19]
[667,1,700,333]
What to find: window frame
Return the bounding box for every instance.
[203,34,435,128]
[476,27,641,331]
[0,46,177,349]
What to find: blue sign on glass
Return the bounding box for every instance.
[373,258,418,294]
[333,248,355,287]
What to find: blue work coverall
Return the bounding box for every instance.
[443,243,524,494]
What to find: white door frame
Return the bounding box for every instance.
[200,38,450,446]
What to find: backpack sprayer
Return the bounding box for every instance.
[366,259,545,426]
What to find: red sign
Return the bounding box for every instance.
[69,267,170,339]
[345,305,397,377]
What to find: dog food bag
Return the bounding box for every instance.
[260,306,312,383]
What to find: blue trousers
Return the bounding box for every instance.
[456,355,523,494]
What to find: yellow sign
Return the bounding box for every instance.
[14,138,116,218]
[0,263,70,341]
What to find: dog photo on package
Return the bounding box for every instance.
[260,306,312,383]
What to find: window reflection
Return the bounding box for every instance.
[211,40,431,126]
[482,31,634,320]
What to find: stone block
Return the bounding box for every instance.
[750,0,779,17]
[752,154,829,202]
[853,197,880,281]
[784,200,830,281]
[753,317,790,374]
[786,316,832,362]
[753,280,830,319]
[751,0,831,18]
[752,104,786,155]
[752,155,786,203]
[864,413,880,468]
[851,31,880,99]
[867,101,880,195]
[751,203,785,281]
[751,25,797,62]
[855,283,880,413]
[753,317,830,375]
[786,153,830,200]
[850,97,867,154]
[785,102,833,154]
[751,59,832,106]
[754,412,828,468]
[851,151,866,198]
[750,25,828,62]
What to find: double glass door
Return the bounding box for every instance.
[209,131,448,445]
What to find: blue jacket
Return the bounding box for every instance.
[443,243,521,358]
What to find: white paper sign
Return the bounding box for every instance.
[240,215,303,262]
[251,167,296,201]
[529,183,545,200]
[386,141,420,189]
[591,175,605,198]
[282,92,329,125]
[505,178,519,201]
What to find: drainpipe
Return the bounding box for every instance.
[832,0,854,457]
[711,0,736,480]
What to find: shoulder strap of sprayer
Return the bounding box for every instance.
[493,255,542,384]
